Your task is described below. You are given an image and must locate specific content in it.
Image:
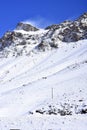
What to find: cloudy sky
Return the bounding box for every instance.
[0,0,87,36]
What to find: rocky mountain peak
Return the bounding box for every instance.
[77,12,87,21]
[45,20,72,30]
[16,22,39,31]
[45,13,87,42]
[0,13,87,58]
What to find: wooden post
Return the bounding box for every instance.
[52,87,53,100]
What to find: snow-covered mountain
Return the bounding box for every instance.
[0,13,87,130]
[0,13,87,57]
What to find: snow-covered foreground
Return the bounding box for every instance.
[0,39,87,130]
[0,115,87,130]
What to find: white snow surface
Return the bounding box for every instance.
[0,33,87,130]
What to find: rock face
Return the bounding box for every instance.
[0,31,14,50]
[0,13,87,57]
[45,13,87,42]
[16,22,39,31]
[45,20,72,30]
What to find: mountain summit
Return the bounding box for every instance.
[16,22,39,31]
[0,13,87,58]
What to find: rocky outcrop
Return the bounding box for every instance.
[35,102,87,116]
[45,13,87,42]
[16,22,39,31]
[35,104,72,116]
[45,20,72,30]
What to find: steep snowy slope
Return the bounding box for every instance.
[0,39,87,129]
[0,13,87,130]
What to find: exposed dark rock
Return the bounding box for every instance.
[35,104,72,116]
[76,12,87,22]
[45,20,72,30]
[45,24,60,30]
[36,109,45,114]
[0,31,15,49]
[50,41,58,48]
[45,13,87,42]
[16,22,39,31]
[38,41,51,51]
[19,40,27,45]
[59,109,72,116]
[13,32,23,38]
[81,109,87,114]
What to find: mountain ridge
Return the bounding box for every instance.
[0,12,87,58]
[0,13,87,51]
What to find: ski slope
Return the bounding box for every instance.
[0,38,87,130]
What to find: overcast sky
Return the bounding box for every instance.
[0,0,87,36]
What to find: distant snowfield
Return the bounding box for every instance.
[0,39,87,130]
